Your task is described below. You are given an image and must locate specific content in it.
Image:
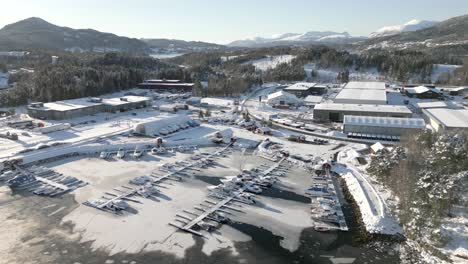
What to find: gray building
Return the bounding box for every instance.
[422,108,468,132]
[28,96,152,120]
[334,81,387,105]
[283,82,327,97]
[313,103,413,122]
[343,115,426,140]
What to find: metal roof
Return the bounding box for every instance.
[424,108,468,128]
[314,103,412,114]
[284,82,318,91]
[343,115,426,129]
[343,81,386,90]
[334,88,387,103]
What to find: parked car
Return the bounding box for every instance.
[132,147,144,158]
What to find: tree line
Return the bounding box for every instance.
[367,131,468,251]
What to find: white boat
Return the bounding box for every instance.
[117,148,125,159]
[130,175,152,185]
[99,151,109,159]
[244,183,262,194]
[234,192,256,204]
[137,183,158,198]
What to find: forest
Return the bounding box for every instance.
[0,44,466,106]
[0,52,186,107]
[367,131,468,257]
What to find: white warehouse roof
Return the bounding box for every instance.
[344,81,386,90]
[344,115,426,129]
[334,88,387,104]
[284,82,317,91]
[314,103,412,114]
[304,95,323,104]
[267,90,300,101]
[36,98,103,112]
[424,108,468,129]
[133,115,192,136]
[405,86,441,94]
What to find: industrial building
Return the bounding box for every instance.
[442,87,468,96]
[133,115,193,136]
[266,91,302,107]
[412,101,462,113]
[422,108,468,132]
[343,115,426,140]
[283,82,327,97]
[137,79,194,93]
[404,86,442,99]
[333,81,387,104]
[303,95,323,108]
[313,103,413,122]
[27,96,152,120]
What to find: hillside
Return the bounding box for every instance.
[0,17,150,53]
[363,14,468,50]
[369,19,439,38]
[141,38,224,53]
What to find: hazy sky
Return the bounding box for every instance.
[1,0,467,43]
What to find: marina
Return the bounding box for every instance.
[307,163,349,232]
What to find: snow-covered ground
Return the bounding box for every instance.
[431,64,462,83]
[335,146,402,235]
[304,64,384,82]
[245,55,296,72]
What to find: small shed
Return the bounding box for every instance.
[370,142,386,154]
[256,127,272,135]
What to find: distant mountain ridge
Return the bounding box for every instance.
[363,14,468,50]
[369,19,439,38]
[0,17,149,53]
[228,31,365,47]
[0,17,224,54]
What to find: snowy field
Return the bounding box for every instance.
[431,64,462,83]
[246,55,296,72]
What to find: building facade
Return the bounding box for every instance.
[343,115,426,137]
[28,96,152,120]
[313,103,413,122]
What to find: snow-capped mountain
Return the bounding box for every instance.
[369,19,439,38]
[228,31,359,47]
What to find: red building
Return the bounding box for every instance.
[137,79,194,93]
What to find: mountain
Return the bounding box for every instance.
[363,14,468,50]
[141,38,224,53]
[228,31,365,47]
[0,17,149,53]
[369,19,439,38]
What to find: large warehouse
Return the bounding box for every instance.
[266,91,302,107]
[28,96,152,120]
[343,115,426,140]
[422,108,468,132]
[313,103,412,122]
[334,81,387,105]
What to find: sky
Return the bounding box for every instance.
[0,0,467,44]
